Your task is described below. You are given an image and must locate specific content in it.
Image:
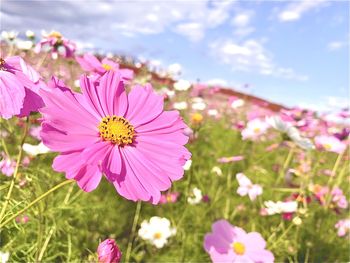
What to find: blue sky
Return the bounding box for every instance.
[1,0,349,111]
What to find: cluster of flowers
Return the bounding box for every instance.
[1,30,349,262]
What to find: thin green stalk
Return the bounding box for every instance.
[0,117,29,222]
[38,226,55,261]
[325,152,344,208]
[125,201,142,263]
[276,146,294,185]
[0,179,74,229]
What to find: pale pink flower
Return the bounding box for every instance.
[236,173,262,201]
[0,152,16,177]
[217,156,244,163]
[315,135,346,154]
[204,220,274,263]
[35,31,76,59]
[335,219,350,237]
[241,119,269,141]
[159,192,180,204]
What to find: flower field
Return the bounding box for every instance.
[0,31,349,263]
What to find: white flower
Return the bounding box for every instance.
[167,63,182,77]
[1,31,18,41]
[16,40,33,50]
[211,166,222,176]
[23,142,50,156]
[187,187,202,204]
[173,101,188,110]
[231,99,245,109]
[25,30,35,38]
[208,109,218,116]
[138,216,176,248]
[183,159,192,171]
[158,87,175,98]
[264,201,298,215]
[174,79,191,91]
[0,252,9,263]
[292,216,302,226]
[236,173,263,201]
[241,119,269,140]
[266,116,314,150]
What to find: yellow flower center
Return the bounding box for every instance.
[153,232,162,239]
[191,113,203,124]
[48,31,62,39]
[102,63,112,71]
[232,242,245,255]
[323,143,332,150]
[98,115,135,145]
[253,127,261,133]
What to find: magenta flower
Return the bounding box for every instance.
[39,71,191,204]
[0,56,44,119]
[97,239,122,263]
[35,31,76,59]
[204,220,274,263]
[76,53,134,82]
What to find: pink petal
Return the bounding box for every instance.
[125,84,163,127]
[73,164,102,192]
[0,71,25,119]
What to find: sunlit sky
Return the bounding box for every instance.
[1,0,349,111]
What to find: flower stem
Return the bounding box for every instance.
[125,201,142,263]
[0,179,74,229]
[0,117,29,222]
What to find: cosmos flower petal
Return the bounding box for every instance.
[53,151,85,173]
[73,164,102,192]
[126,84,164,127]
[117,146,172,204]
[136,110,182,133]
[103,146,122,180]
[0,71,26,119]
[204,220,235,253]
[41,123,99,152]
[99,70,128,116]
[18,88,44,117]
[81,141,112,165]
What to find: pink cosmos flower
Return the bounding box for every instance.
[159,192,180,204]
[331,187,348,209]
[39,71,191,204]
[204,220,274,263]
[335,219,350,237]
[76,53,134,82]
[0,152,16,177]
[97,239,122,263]
[0,56,44,119]
[314,135,346,154]
[35,31,76,59]
[236,173,262,201]
[217,155,244,163]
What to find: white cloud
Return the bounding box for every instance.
[210,38,308,81]
[278,0,327,22]
[174,23,204,42]
[1,0,235,43]
[327,41,347,51]
[231,10,255,38]
[232,13,251,27]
